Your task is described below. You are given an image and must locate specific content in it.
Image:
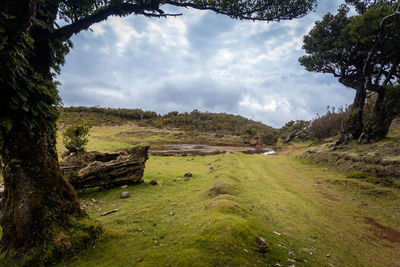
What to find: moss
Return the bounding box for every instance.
[20,218,103,266]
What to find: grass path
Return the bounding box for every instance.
[59,148,400,266]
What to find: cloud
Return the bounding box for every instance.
[58,0,352,128]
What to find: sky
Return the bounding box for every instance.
[57,0,355,128]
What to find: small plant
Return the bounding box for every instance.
[62,120,91,152]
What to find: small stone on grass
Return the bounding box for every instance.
[121,191,130,198]
[255,235,270,254]
[149,179,158,185]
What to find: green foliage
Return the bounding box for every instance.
[62,120,92,152]
[280,120,309,137]
[57,0,316,23]
[299,1,400,142]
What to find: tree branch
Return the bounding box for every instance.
[52,3,180,41]
[165,0,314,21]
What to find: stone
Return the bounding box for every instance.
[149,179,158,185]
[121,191,130,199]
[173,178,182,182]
[121,185,128,189]
[184,172,193,177]
[169,212,175,216]
[255,235,269,254]
[91,198,98,203]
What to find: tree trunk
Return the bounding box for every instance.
[337,85,366,144]
[60,146,149,189]
[358,88,400,143]
[0,4,102,264]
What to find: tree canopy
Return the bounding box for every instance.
[299,1,400,143]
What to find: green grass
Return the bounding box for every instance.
[55,149,400,267]
[56,124,245,154]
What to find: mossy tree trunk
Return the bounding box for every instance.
[358,87,400,144]
[337,85,366,144]
[0,1,101,264]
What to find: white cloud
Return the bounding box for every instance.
[59,1,353,128]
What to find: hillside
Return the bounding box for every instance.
[300,118,400,188]
[58,107,278,146]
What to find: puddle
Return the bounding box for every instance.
[262,150,276,155]
[150,144,274,156]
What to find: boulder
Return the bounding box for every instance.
[61,146,149,190]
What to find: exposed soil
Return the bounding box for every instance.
[365,217,400,243]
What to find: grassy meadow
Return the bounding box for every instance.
[56,124,245,153]
[1,123,399,266]
[51,125,400,266]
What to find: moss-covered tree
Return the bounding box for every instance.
[0,0,316,264]
[299,1,400,144]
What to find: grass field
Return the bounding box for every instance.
[55,145,400,266]
[56,124,245,154]
[2,123,399,266]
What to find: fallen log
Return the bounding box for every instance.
[61,146,149,189]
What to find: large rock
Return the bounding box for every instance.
[61,146,149,189]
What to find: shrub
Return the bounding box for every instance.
[62,120,91,152]
[309,108,346,139]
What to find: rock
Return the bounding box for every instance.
[288,259,296,263]
[121,185,128,189]
[184,177,190,181]
[173,178,182,182]
[121,191,130,198]
[60,146,149,190]
[149,179,158,185]
[255,235,270,254]
[184,172,193,177]
[91,198,98,203]
[169,212,175,216]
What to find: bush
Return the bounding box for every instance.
[62,120,91,152]
[309,108,346,139]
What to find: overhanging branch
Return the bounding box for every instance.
[52,3,181,41]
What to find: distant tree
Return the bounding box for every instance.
[299,1,400,144]
[63,120,91,152]
[0,0,316,263]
